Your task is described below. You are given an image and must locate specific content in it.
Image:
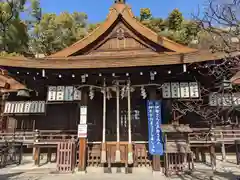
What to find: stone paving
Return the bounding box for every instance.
[0,155,240,180]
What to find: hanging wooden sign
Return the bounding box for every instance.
[19,102,25,113]
[10,102,15,114]
[171,82,180,98]
[38,101,45,113]
[180,82,190,98]
[4,101,46,115]
[64,86,74,101]
[189,82,199,98]
[162,83,171,98]
[23,101,31,113]
[47,86,57,101]
[4,102,11,114]
[56,86,65,101]
[14,102,21,114]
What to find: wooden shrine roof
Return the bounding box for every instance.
[0,51,236,69]
[0,2,239,69]
[0,69,26,93]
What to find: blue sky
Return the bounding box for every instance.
[39,0,206,23]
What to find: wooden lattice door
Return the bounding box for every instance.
[57,141,76,173]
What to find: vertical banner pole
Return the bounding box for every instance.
[115,81,121,162]
[127,80,133,164]
[101,79,107,163]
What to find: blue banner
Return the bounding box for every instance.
[147,100,164,155]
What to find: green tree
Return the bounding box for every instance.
[167,9,183,31]
[140,8,152,21]
[0,0,28,53]
[29,12,88,55]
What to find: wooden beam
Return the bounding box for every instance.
[78,90,88,171]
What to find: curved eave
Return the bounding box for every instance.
[0,51,230,69]
[0,72,26,93]
[50,3,196,58]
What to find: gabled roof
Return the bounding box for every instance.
[49,3,197,58]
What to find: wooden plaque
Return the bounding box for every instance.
[180,82,190,98]
[64,86,74,101]
[4,102,11,114]
[162,83,171,98]
[14,102,21,114]
[171,82,180,98]
[38,101,45,113]
[24,101,31,113]
[9,102,15,114]
[19,102,25,113]
[56,86,65,101]
[189,82,199,98]
[47,86,57,101]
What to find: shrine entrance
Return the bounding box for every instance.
[86,80,150,170]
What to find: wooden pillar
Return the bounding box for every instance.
[101,80,107,164]
[210,144,216,171]
[200,148,206,163]
[221,132,226,162]
[235,140,240,165]
[47,148,52,163]
[34,146,40,166]
[78,90,88,171]
[127,80,133,165]
[195,148,200,162]
[149,88,161,171]
[115,81,121,162]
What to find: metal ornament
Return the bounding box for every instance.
[140,86,147,99]
[89,86,94,100]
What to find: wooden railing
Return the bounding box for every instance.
[189,128,240,144]
[0,130,78,144]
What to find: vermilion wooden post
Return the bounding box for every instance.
[78,90,88,171]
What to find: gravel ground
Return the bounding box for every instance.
[0,155,240,180]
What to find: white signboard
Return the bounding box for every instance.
[4,102,11,114]
[189,82,199,98]
[56,86,65,101]
[162,83,171,98]
[171,82,180,98]
[64,86,74,101]
[80,106,87,124]
[180,82,190,98]
[10,102,15,114]
[78,124,87,138]
[47,86,57,101]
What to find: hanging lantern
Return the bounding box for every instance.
[140,86,147,99]
[89,86,94,100]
